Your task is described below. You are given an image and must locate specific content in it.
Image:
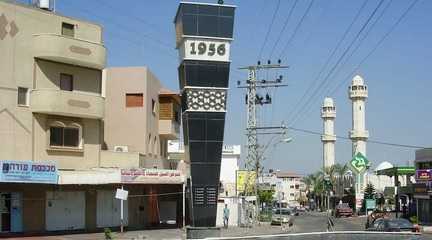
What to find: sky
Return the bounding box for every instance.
[41,0,432,175]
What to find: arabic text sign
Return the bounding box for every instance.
[0,160,58,184]
[121,169,183,184]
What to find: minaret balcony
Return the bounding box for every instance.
[349,89,368,99]
[321,111,336,118]
[349,130,369,139]
[321,134,336,141]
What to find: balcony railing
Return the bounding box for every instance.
[30,89,104,119]
[33,34,106,70]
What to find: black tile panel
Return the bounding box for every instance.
[178,61,230,89]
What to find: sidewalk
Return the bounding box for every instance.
[6,224,291,240]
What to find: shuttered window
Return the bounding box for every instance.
[126,93,143,107]
[62,22,75,37]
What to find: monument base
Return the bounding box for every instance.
[186,226,221,239]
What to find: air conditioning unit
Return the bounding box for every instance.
[114,146,128,153]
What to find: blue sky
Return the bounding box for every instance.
[49,0,431,174]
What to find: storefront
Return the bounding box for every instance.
[0,160,57,233]
[121,168,184,229]
[414,170,432,225]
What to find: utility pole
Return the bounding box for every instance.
[238,61,288,225]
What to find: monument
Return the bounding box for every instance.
[174,1,236,229]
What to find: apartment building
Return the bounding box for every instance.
[0,1,183,234]
[102,67,183,230]
[262,171,306,207]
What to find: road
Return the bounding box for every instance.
[8,212,430,239]
[292,211,365,233]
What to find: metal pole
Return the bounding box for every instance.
[120,185,124,233]
[182,182,186,228]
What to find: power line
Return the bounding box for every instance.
[292,0,393,126]
[329,0,420,96]
[268,0,299,59]
[285,0,370,123]
[278,0,316,60]
[288,127,427,149]
[258,0,281,60]
[289,0,385,126]
[323,0,393,95]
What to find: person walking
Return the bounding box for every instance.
[223,204,230,228]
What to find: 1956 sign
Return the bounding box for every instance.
[180,38,231,62]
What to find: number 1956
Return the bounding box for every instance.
[190,42,226,56]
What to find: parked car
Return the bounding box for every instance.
[367,218,420,232]
[271,208,294,226]
[335,203,353,218]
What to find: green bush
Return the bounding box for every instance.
[104,228,113,240]
[410,216,418,224]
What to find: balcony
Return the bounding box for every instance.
[159,119,180,139]
[349,130,369,139]
[33,34,106,70]
[30,89,104,119]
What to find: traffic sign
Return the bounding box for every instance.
[350,152,370,174]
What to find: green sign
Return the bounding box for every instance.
[350,152,369,174]
[366,199,376,210]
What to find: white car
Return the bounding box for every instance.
[271,208,294,226]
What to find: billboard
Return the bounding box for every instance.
[0,160,57,184]
[236,170,256,195]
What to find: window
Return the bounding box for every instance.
[290,185,294,189]
[126,93,143,107]
[60,73,73,91]
[17,87,29,106]
[290,193,295,197]
[174,110,180,123]
[49,122,82,148]
[152,99,157,115]
[295,185,300,189]
[62,22,75,37]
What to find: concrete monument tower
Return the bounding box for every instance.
[174,2,236,229]
[321,97,336,169]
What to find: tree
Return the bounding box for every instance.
[364,183,376,199]
[258,189,274,207]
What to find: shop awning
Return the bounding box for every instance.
[58,168,121,185]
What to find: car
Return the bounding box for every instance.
[367,218,420,232]
[335,203,353,218]
[271,208,294,226]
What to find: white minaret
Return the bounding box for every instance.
[321,97,336,169]
[349,75,369,156]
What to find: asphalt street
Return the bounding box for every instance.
[8,212,431,239]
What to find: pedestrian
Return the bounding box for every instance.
[223,204,230,228]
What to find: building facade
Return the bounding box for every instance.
[414,148,432,225]
[0,1,183,234]
[262,171,306,207]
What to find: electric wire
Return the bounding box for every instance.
[268,0,299,59]
[278,0,316,60]
[292,0,393,126]
[258,0,281,60]
[288,127,428,149]
[289,0,386,126]
[329,0,420,96]
[285,0,370,123]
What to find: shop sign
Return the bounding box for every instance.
[365,199,376,210]
[416,169,432,181]
[413,183,428,194]
[121,169,183,184]
[0,160,57,184]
